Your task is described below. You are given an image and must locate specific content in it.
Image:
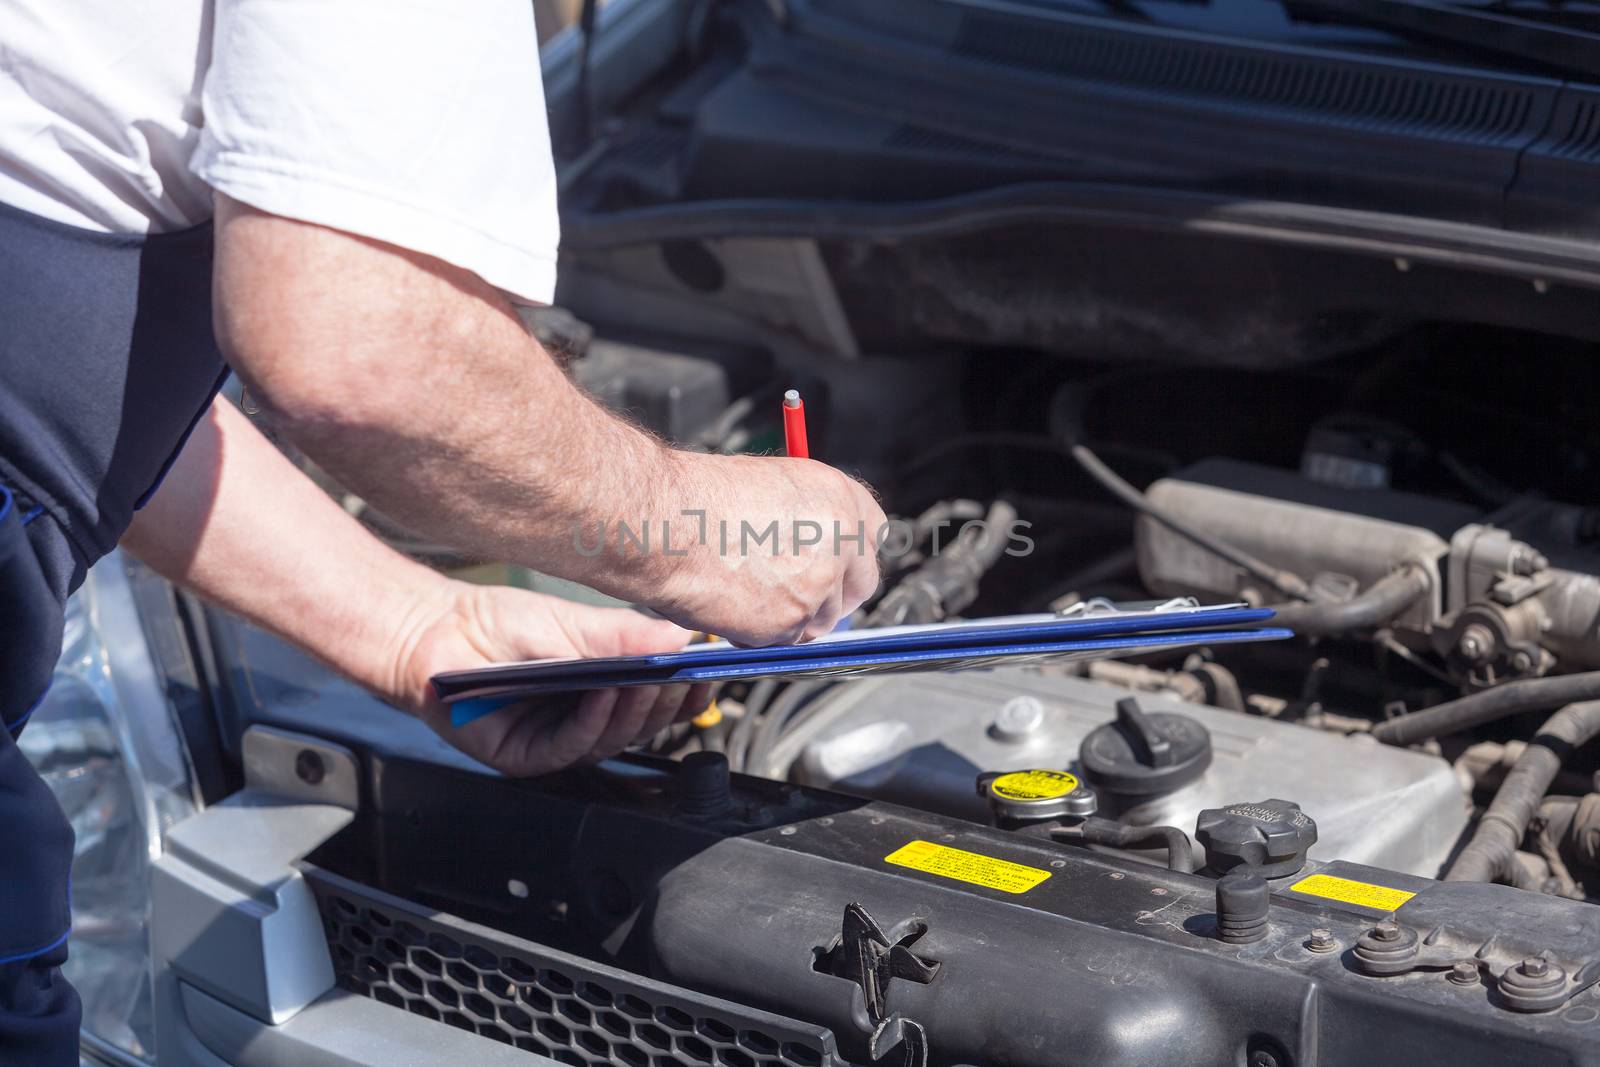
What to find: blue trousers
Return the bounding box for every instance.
[0,487,78,1065]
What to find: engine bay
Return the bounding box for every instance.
[215,241,1596,1064]
[258,302,1600,1061]
[518,314,1600,908]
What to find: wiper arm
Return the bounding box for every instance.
[1280,0,1600,77]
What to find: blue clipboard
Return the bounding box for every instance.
[439,602,1290,727]
[432,603,1275,702]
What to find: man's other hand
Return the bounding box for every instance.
[389,582,711,777]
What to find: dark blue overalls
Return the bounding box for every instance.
[0,198,228,1063]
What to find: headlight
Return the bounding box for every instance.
[19,554,201,1064]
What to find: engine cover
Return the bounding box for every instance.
[307,752,1600,1067]
[790,669,1469,876]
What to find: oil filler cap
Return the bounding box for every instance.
[1195,798,1318,878]
[977,769,1097,826]
[1079,697,1212,798]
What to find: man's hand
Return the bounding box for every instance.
[387,582,712,776]
[646,454,886,646]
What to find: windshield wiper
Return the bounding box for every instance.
[1280,0,1600,77]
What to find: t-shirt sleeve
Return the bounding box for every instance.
[192,0,560,304]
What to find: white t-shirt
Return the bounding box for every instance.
[0,0,560,303]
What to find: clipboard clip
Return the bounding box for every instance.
[1055,596,1199,618]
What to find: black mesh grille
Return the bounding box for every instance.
[308,871,841,1067]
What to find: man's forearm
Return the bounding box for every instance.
[212,196,683,606]
[212,196,886,645]
[123,397,713,776]
[122,399,449,698]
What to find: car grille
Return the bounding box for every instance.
[305,867,843,1067]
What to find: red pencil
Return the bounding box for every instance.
[782,389,809,459]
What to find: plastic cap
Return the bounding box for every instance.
[1079,697,1212,797]
[1215,871,1270,943]
[1195,798,1318,878]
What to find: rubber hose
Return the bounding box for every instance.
[867,500,1018,626]
[970,500,1019,571]
[727,679,779,771]
[1372,670,1600,747]
[1445,700,1600,883]
[1265,563,1430,638]
[1071,818,1197,873]
[745,681,827,778]
[912,499,986,539]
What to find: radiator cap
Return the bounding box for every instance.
[1079,697,1212,798]
[976,768,1097,826]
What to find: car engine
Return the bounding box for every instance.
[261,253,1600,1067]
[543,336,1600,906]
[224,317,1600,1067]
[750,450,1600,890]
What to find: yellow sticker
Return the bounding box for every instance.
[1289,873,1416,912]
[884,840,1052,894]
[989,769,1080,802]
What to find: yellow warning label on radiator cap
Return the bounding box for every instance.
[1288,873,1416,913]
[989,769,1080,801]
[884,839,1052,894]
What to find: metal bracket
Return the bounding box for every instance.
[242,725,360,810]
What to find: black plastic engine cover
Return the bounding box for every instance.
[307,753,1600,1067]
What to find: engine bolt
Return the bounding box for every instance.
[1513,550,1548,576]
[1371,921,1402,943]
[1448,961,1479,986]
[1457,625,1492,663]
[1520,957,1550,979]
[1307,929,1337,953]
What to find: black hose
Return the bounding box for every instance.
[866,500,1018,626]
[1372,670,1600,747]
[911,499,986,539]
[1060,818,1197,873]
[1445,700,1600,883]
[1264,563,1431,638]
[1069,445,1311,602]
